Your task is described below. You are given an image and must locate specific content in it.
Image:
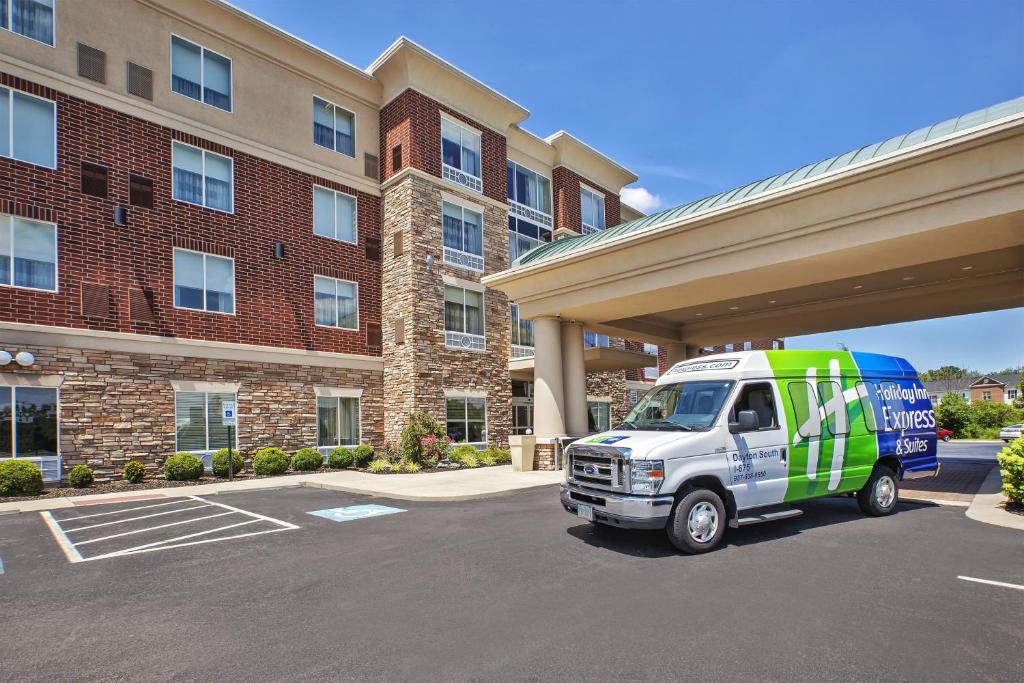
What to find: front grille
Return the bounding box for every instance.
[567,446,627,493]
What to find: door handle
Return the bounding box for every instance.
[780,447,787,464]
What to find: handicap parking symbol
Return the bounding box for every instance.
[306,504,406,523]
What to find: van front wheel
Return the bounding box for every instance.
[666,487,726,554]
[857,465,899,516]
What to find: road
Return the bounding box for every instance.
[937,440,1004,462]
[0,486,1021,682]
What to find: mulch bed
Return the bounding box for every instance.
[1004,502,1024,516]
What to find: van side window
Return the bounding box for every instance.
[817,381,850,435]
[856,381,881,432]
[787,381,821,438]
[877,381,902,431]
[730,382,778,430]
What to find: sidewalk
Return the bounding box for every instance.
[966,466,1024,531]
[0,466,566,513]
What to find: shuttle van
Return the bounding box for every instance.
[560,350,938,553]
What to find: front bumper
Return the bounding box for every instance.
[560,483,674,530]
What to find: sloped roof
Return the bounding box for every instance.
[513,96,1024,269]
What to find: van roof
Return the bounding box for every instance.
[657,350,919,386]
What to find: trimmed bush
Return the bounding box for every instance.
[351,444,375,468]
[212,448,244,477]
[164,452,204,481]
[328,447,355,469]
[253,447,290,476]
[291,448,323,472]
[485,447,512,465]
[68,464,94,488]
[367,458,391,474]
[122,460,146,483]
[449,444,478,465]
[0,459,44,496]
[998,438,1024,504]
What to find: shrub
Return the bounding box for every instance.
[485,447,512,465]
[399,412,448,465]
[449,444,478,465]
[368,459,391,474]
[998,438,1024,504]
[328,447,355,469]
[291,447,323,472]
[68,464,94,488]
[351,444,375,468]
[970,400,1022,432]
[164,452,204,481]
[122,460,146,483]
[252,447,290,476]
[477,450,496,466]
[212,448,244,477]
[0,459,44,496]
[402,461,422,473]
[935,393,971,434]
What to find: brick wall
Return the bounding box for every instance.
[380,88,507,204]
[552,166,620,232]
[0,72,381,356]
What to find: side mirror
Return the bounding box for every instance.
[730,410,760,433]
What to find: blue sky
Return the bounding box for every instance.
[233,0,1023,371]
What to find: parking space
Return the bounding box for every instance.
[40,495,298,563]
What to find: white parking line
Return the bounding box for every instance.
[958,575,1024,591]
[189,495,300,529]
[40,511,85,563]
[61,504,211,533]
[55,499,186,522]
[83,519,264,561]
[73,511,235,546]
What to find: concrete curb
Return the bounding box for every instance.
[299,479,560,502]
[965,465,1024,531]
[901,495,970,508]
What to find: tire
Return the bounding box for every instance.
[942,435,951,442]
[666,487,726,554]
[857,465,899,516]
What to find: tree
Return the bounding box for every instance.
[968,401,1023,439]
[935,393,971,435]
[921,365,969,396]
[1016,371,1024,410]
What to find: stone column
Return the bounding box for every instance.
[532,316,566,437]
[561,321,588,437]
[664,342,698,370]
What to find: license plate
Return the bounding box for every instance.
[577,503,594,521]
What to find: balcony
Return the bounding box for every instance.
[442,164,482,193]
[508,346,656,381]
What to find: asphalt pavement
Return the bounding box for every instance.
[0,485,1021,682]
[937,440,1004,462]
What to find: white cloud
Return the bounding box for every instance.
[620,187,664,213]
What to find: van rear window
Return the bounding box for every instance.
[787,381,821,438]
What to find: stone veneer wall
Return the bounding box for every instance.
[380,172,512,447]
[1,339,383,481]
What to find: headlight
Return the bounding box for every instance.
[630,459,664,494]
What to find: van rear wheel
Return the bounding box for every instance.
[666,487,726,554]
[857,465,899,516]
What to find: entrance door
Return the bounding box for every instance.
[512,380,533,435]
[724,381,789,510]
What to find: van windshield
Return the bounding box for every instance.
[617,381,734,431]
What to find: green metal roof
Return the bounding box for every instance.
[512,96,1024,269]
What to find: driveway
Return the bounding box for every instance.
[0,486,1020,681]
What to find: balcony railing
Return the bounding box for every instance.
[443,163,483,193]
[443,245,484,272]
[509,200,553,227]
[511,344,534,359]
[446,331,486,351]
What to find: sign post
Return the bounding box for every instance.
[222,400,236,481]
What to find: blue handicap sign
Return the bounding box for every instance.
[306,504,406,523]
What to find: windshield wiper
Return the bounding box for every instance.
[615,420,638,430]
[641,420,695,432]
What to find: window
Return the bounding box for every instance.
[818,381,849,435]
[731,382,779,430]
[317,396,360,449]
[80,162,107,198]
[856,381,882,432]
[643,343,659,380]
[446,395,486,444]
[1009,389,1020,400]
[584,331,609,348]
[314,276,358,330]
[129,174,153,208]
[0,86,56,169]
[441,117,482,192]
[3,0,53,46]
[588,401,611,433]
[508,216,551,263]
[771,340,781,350]
[173,248,234,314]
[0,214,57,291]
[507,160,552,219]
[171,141,233,212]
[170,35,231,111]
[0,386,59,480]
[510,303,534,357]
[512,381,533,435]
[442,201,483,271]
[175,391,235,453]
[743,341,753,351]
[313,186,357,244]
[313,96,355,157]
[982,390,992,401]
[580,186,605,234]
[724,343,735,352]
[788,381,822,438]
[444,285,485,351]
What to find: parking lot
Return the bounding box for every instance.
[0,484,1021,681]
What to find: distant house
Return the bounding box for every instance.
[926,373,1021,406]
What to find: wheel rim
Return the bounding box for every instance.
[687,501,718,543]
[874,475,896,509]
